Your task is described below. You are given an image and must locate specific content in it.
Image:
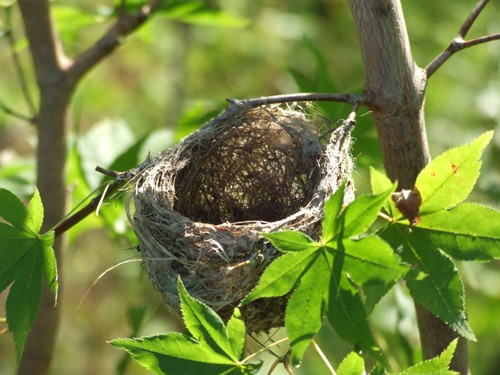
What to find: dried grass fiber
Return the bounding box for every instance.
[127,103,354,332]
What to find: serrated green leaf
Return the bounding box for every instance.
[241,247,318,304]
[27,189,43,233]
[5,245,43,362]
[178,278,238,361]
[0,188,29,231]
[363,282,397,315]
[332,187,395,240]
[328,274,386,366]
[0,189,57,361]
[398,230,475,340]
[286,251,329,366]
[330,237,407,287]
[40,231,58,296]
[416,131,493,214]
[337,352,365,375]
[412,203,500,261]
[370,167,398,218]
[391,339,458,375]
[262,230,321,253]
[322,182,346,242]
[226,309,245,361]
[110,333,235,373]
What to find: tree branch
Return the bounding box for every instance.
[426,0,499,78]
[3,6,36,121]
[17,0,67,87]
[65,0,162,86]
[227,92,364,108]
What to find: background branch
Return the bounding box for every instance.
[426,0,498,78]
[3,5,36,121]
[66,0,161,86]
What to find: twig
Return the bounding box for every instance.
[0,98,35,122]
[2,6,37,123]
[52,166,135,237]
[311,340,336,375]
[66,0,162,86]
[426,0,499,78]
[227,92,364,108]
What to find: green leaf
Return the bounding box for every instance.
[331,187,395,240]
[330,237,407,287]
[370,167,398,218]
[27,189,43,233]
[286,251,329,366]
[391,339,458,375]
[157,1,248,28]
[262,230,321,253]
[397,229,475,340]
[226,309,245,361]
[322,182,346,243]
[110,334,235,373]
[0,188,29,230]
[412,203,500,261]
[0,188,57,361]
[416,131,493,214]
[328,274,385,366]
[337,352,365,375]
[178,278,238,361]
[111,281,261,375]
[241,247,318,304]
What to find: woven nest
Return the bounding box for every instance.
[127,103,354,333]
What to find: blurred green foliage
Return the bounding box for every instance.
[0,0,499,374]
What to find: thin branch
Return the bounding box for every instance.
[52,166,135,237]
[66,0,162,86]
[457,0,489,38]
[3,6,37,121]
[426,0,499,78]
[0,98,35,122]
[227,92,365,108]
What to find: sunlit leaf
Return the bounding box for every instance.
[110,279,261,375]
[339,187,395,238]
[178,278,237,361]
[262,230,321,253]
[391,339,458,375]
[241,247,318,304]
[286,251,329,366]
[337,352,365,375]
[340,237,407,286]
[416,131,493,214]
[412,203,500,261]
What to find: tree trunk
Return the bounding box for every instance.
[347,1,468,374]
[17,1,72,373]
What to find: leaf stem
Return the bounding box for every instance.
[311,339,336,375]
[242,337,289,364]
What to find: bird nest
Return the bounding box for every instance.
[127,102,354,333]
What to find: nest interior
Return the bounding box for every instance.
[128,103,354,333]
[173,107,322,224]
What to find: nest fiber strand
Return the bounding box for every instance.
[128,103,354,332]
